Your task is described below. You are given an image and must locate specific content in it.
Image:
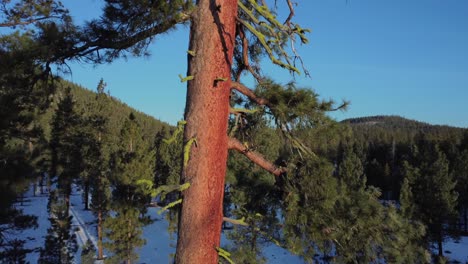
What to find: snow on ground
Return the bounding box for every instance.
[135,208,176,264]
[263,244,304,263]
[16,184,468,263]
[18,184,301,263]
[15,186,50,263]
[439,237,468,263]
[69,188,99,263]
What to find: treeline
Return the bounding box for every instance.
[2,72,467,264]
[0,77,171,263]
[341,115,468,256]
[41,80,170,263]
[219,114,468,263]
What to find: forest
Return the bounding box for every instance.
[1,0,468,264]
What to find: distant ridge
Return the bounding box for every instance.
[341,115,463,129]
[340,115,467,143]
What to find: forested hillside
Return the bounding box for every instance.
[340,115,468,256]
[341,115,467,199]
[39,80,169,143]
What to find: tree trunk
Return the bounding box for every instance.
[84,181,89,210]
[65,193,70,213]
[464,206,467,233]
[175,0,237,263]
[20,192,24,206]
[251,227,257,252]
[127,217,132,264]
[97,210,104,260]
[437,230,443,257]
[97,132,104,260]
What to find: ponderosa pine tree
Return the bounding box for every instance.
[154,127,183,193]
[1,5,72,248]
[3,1,348,262]
[87,84,113,261]
[0,206,37,263]
[403,144,458,259]
[76,79,108,211]
[390,174,429,263]
[224,116,283,263]
[39,190,78,264]
[112,113,155,196]
[152,126,183,241]
[1,2,61,209]
[103,113,154,263]
[424,149,458,258]
[454,133,468,232]
[0,0,68,28]
[103,201,151,264]
[332,144,429,263]
[50,87,82,211]
[35,2,320,260]
[80,240,95,264]
[455,150,468,232]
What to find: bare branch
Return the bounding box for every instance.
[284,0,295,27]
[228,137,286,177]
[238,24,250,68]
[231,81,270,106]
[238,24,264,82]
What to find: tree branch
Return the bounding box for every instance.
[228,137,285,177]
[223,216,248,226]
[0,15,62,27]
[237,24,263,82]
[284,0,295,27]
[229,107,260,115]
[231,81,270,106]
[52,12,192,63]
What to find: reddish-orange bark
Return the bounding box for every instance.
[175,0,238,263]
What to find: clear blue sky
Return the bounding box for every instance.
[62,0,468,127]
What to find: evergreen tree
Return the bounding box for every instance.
[152,126,183,240]
[224,118,282,263]
[0,0,68,28]
[26,1,319,261]
[88,89,113,261]
[332,144,390,263]
[425,150,458,257]
[282,156,338,263]
[50,87,82,210]
[154,127,182,192]
[454,149,468,233]
[0,207,37,263]
[39,190,78,264]
[80,240,96,264]
[404,146,459,259]
[112,113,155,197]
[103,113,154,263]
[0,239,32,264]
[103,201,150,264]
[4,1,428,263]
[385,174,430,263]
[0,20,57,261]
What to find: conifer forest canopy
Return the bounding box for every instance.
[1,1,468,263]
